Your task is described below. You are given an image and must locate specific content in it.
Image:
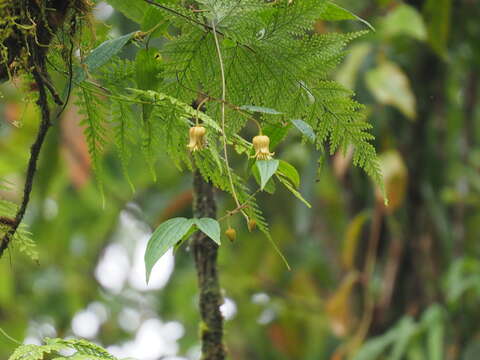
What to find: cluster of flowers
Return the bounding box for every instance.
[187,125,265,240]
[187,125,274,160]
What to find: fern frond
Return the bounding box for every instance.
[111,100,137,190]
[9,338,117,360]
[76,86,110,190]
[128,88,223,170]
[157,1,380,186]
[0,180,37,261]
[14,225,38,262]
[193,150,269,236]
[46,338,116,360]
[8,343,63,360]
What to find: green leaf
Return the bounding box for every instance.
[389,317,418,360]
[8,344,63,360]
[463,341,480,360]
[135,48,163,121]
[194,218,221,246]
[342,211,370,269]
[291,119,315,143]
[46,338,117,360]
[421,305,445,360]
[335,42,372,89]
[135,49,163,91]
[263,122,291,149]
[142,7,168,37]
[380,4,427,41]
[239,105,283,115]
[256,160,279,190]
[105,0,149,23]
[320,1,375,31]
[222,38,237,49]
[252,164,276,194]
[277,160,300,188]
[73,32,137,84]
[128,89,222,132]
[353,326,399,360]
[145,218,195,282]
[365,61,416,120]
[424,0,452,56]
[277,176,311,208]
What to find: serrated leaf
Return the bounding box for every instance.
[194,218,221,245]
[320,1,374,31]
[256,160,279,190]
[277,160,300,188]
[46,338,117,359]
[240,105,283,115]
[291,119,315,143]
[145,218,194,282]
[8,343,64,360]
[73,32,137,84]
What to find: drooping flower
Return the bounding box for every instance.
[252,134,274,160]
[187,125,206,152]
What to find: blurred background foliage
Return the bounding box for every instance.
[1,0,479,359]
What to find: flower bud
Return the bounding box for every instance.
[253,135,274,160]
[225,227,236,242]
[187,125,206,152]
[247,219,256,232]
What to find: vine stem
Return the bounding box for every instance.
[211,20,248,221]
[0,67,52,258]
[0,327,20,345]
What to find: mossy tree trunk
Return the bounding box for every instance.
[191,170,226,360]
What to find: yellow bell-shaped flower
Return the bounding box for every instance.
[252,135,274,160]
[187,125,206,152]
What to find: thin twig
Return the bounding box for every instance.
[217,189,260,222]
[56,22,76,120]
[187,89,263,133]
[142,0,255,53]
[0,68,52,258]
[336,200,384,357]
[0,327,20,345]
[38,71,63,105]
[195,96,210,126]
[143,0,213,31]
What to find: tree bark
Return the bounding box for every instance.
[191,170,226,360]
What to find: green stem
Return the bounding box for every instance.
[211,20,248,222]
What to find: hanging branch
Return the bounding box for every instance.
[0,0,88,258]
[0,68,52,258]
